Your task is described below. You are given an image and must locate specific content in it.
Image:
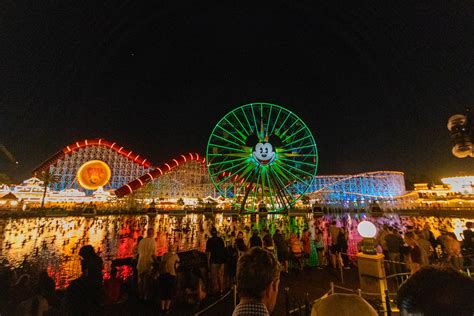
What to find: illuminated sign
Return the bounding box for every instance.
[77,160,111,190]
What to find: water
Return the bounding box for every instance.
[0,213,470,289]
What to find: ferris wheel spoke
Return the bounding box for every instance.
[209,157,248,167]
[273,162,307,185]
[212,133,244,148]
[277,160,316,178]
[215,124,246,145]
[283,134,314,148]
[274,111,292,136]
[265,104,273,136]
[283,125,307,143]
[215,163,249,186]
[233,165,257,195]
[268,170,293,210]
[232,111,250,136]
[209,159,249,177]
[241,107,254,134]
[279,144,318,153]
[278,157,317,168]
[223,117,247,141]
[279,118,301,139]
[269,108,282,136]
[253,170,261,211]
[265,171,277,211]
[240,170,258,211]
[250,105,259,137]
[209,143,248,153]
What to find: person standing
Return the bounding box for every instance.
[273,229,289,273]
[235,231,248,256]
[301,228,312,267]
[314,228,325,268]
[462,222,473,252]
[65,246,105,315]
[328,221,341,269]
[232,248,280,316]
[385,227,404,274]
[206,227,227,295]
[262,229,274,253]
[159,244,180,313]
[404,232,423,274]
[137,228,156,300]
[249,230,263,248]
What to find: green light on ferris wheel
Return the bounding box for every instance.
[206,102,318,212]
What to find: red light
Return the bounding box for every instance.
[134,155,140,161]
[125,184,133,193]
[157,168,163,175]
[137,178,144,186]
[111,142,116,149]
[118,147,123,153]
[172,159,179,166]
[165,163,171,171]
[189,153,194,160]
[147,173,154,180]
[181,155,187,162]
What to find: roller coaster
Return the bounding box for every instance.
[31,138,405,207]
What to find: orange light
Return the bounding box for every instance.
[137,178,144,186]
[125,184,133,193]
[76,160,112,190]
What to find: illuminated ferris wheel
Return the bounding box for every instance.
[206,102,318,212]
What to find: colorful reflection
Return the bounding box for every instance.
[0,213,470,289]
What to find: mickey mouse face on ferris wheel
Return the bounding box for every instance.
[253,142,276,165]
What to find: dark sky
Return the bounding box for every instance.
[1,1,473,184]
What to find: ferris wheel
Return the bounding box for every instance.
[206,102,318,212]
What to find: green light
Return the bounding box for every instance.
[206,102,318,212]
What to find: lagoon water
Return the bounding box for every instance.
[0,213,470,288]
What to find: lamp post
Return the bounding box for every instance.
[358,220,377,255]
[356,220,389,315]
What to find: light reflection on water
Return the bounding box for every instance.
[0,213,470,289]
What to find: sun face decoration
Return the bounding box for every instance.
[77,160,111,190]
[253,142,276,165]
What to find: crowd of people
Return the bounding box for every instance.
[0,214,472,315]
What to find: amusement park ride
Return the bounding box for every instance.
[206,102,318,213]
[0,102,409,213]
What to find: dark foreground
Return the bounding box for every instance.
[103,267,360,316]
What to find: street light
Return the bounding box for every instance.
[358,220,377,255]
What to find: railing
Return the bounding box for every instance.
[193,285,236,316]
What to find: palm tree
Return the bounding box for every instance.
[38,170,58,209]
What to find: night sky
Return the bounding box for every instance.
[1,2,473,185]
